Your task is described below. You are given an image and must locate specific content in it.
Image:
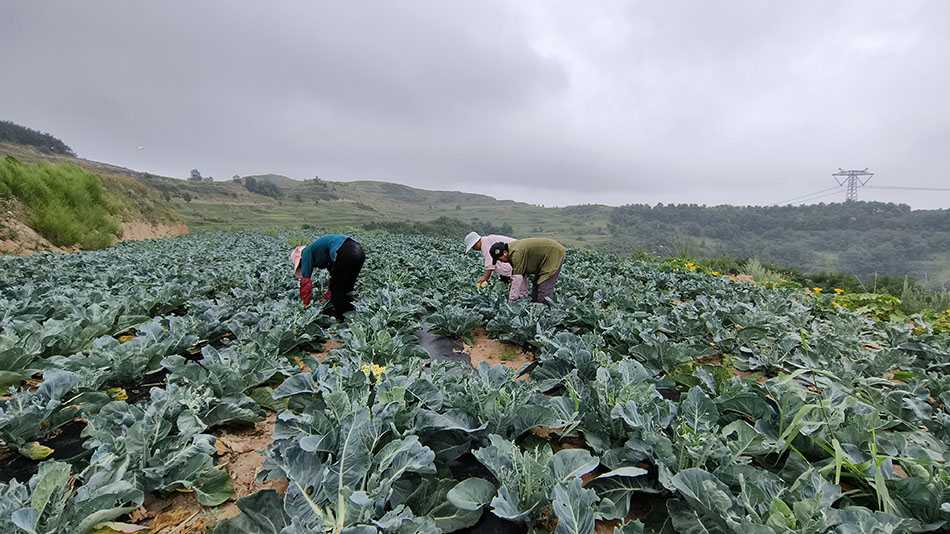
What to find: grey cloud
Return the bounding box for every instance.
[1,1,947,209]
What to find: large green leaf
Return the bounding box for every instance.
[326,410,374,495]
[680,387,719,433]
[588,467,651,520]
[29,460,70,520]
[193,468,234,507]
[547,449,599,488]
[670,469,742,532]
[489,485,534,522]
[429,501,482,532]
[553,478,597,534]
[213,490,288,534]
[447,478,496,511]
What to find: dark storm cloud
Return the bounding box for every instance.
[1,1,948,208]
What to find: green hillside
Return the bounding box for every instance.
[153,173,614,249]
[0,157,181,250]
[608,202,950,288]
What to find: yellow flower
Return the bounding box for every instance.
[711,271,719,276]
[812,287,822,293]
[361,363,387,383]
[834,288,844,294]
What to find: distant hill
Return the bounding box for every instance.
[153,174,614,248]
[241,173,298,185]
[1,129,948,288]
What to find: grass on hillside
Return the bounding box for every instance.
[0,157,121,249]
[99,173,181,226]
[164,178,614,250]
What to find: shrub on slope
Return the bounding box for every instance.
[0,157,121,249]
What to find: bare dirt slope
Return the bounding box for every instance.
[0,208,187,256]
[0,191,188,256]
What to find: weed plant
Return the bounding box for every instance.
[741,257,786,287]
[899,278,950,314]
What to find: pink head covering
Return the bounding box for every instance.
[290,246,305,279]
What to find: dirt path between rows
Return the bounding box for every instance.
[128,412,286,534]
[463,328,534,377]
[123,334,535,532]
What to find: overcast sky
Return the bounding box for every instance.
[2,1,948,209]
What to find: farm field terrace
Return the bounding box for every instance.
[1,230,949,534]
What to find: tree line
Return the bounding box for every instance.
[0,119,76,157]
[606,201,950,287]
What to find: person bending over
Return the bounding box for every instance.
[488,238,565,304]
[290,234,365,321]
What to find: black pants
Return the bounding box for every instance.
[329,239,365,321]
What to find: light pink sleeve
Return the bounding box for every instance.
[480,247,495,270]
[494,261,513,277]
[509,275,530,301]
[481,235,516,272]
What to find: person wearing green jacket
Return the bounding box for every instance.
[489,238,565,303]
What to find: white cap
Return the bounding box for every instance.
[464,232,481,252]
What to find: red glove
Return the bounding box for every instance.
[300,278,313,306]
[322,278,332,302]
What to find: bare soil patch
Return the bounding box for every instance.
[0,202,79,255]
[694,354,723,366]
[308,338,343,365]
[128,412,284,533]
[733,369,770,384]
[0,201,189,256]
[119,221,189,241]
[462,328,534,378]
[215,412,285,500]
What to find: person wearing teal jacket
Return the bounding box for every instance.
[290,234,365,320]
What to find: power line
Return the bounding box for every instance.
[865,185,950,192]
[786,189,846,204]
[773,185,844,206]
[771,172,947,208]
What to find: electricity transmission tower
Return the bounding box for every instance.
[832,168,873,202]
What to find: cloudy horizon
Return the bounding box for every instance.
[2,1,948,209]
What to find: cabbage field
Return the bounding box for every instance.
[1,231,949,534]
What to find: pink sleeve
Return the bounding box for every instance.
[481,247,495,270]
[482,235,516,271]
[508,275,530,301]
